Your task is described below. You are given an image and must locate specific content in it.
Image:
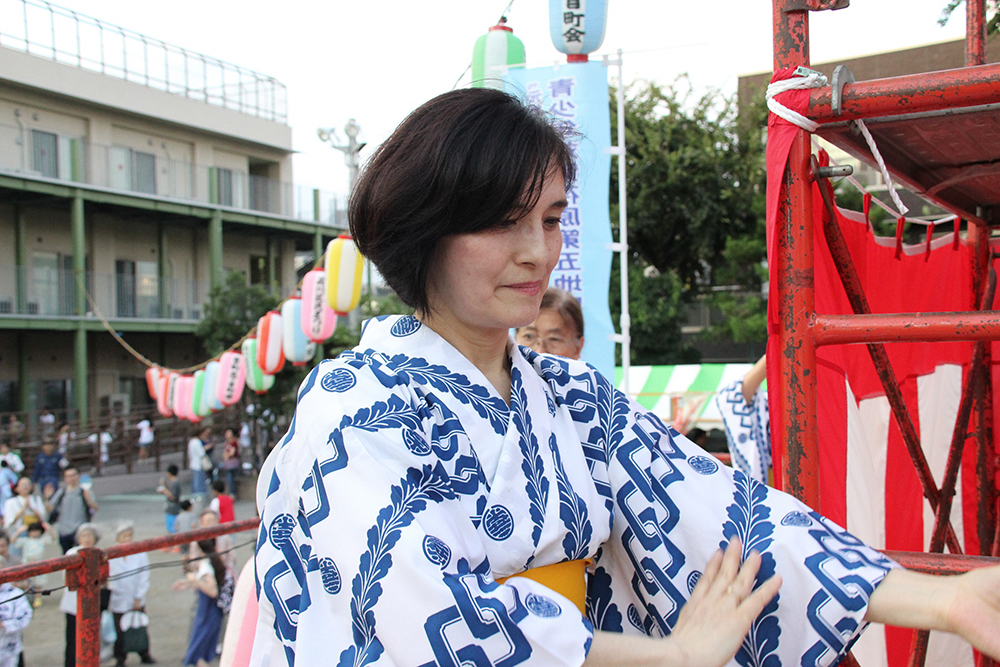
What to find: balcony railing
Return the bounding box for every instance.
[0,0,286,122]
[0,122,348,226]
[0,265,215,320]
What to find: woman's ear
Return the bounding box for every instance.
[573,336,585,360]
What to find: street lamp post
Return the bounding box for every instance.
[318,119,367,329]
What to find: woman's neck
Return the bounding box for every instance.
[417,312,512,404]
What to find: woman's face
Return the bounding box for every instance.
[77,530,96,549]
[515,308,584,359]
[116,529,133,544]
[15,478,31,496]
[425,171,566,336]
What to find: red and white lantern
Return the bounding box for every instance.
[157,373,174,417]
[256,310,285,375]
[216,351,246,406]
[301,268,337,343]
[145,366,164,401]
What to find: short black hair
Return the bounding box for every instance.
[212,480,226,494]
[349,88,576,315]
[27,523,43,534]
[167,464,179,476]
[180,499,192,511]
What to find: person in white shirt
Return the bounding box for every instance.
[187,428,211,499]
[2,478,47,544]
[107,522,155,666]
[0,444,24,475]
[136,419,154,463]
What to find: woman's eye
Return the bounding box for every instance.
[544,217,562,228]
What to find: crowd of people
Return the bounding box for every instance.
[0,420,245,667]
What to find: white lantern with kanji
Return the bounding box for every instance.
[301,268,337,343]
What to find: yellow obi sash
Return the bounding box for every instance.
[497,559,589,615]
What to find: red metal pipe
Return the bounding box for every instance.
[968,0,987,67]
[812,311,1000,346]
[806,63,1000,124]
[775,132,821,506]
[104,518,260,559]
[773,0,810,71]
[74,548,105,667]
[0,552,82,586]
[883,550,1000,575]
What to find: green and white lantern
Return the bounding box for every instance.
[471,18,525,91]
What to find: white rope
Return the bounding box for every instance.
[765,67,828,133]
[854,118,909,215]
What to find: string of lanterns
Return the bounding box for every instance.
[144,234,364,421]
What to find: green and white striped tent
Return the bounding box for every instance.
[614,364,756,432]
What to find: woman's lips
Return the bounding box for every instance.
[504,281,542,295]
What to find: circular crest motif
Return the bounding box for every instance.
[627,604,644,631]
[525,593,562,618]
[422,535,452,568]
[686,570,702,594]
[738,433,749,444]
[319,557,341,594]
[390,316,422,338]
[482,505,515,541]
[545,392,556,417]
[321,368,356,393]
[781,510,813,527]
[269,513,296,549]
[403,429,432,456]
[687,455,719,476]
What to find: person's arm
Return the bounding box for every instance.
[83,488,98,512]
[741,355,767,406]
[135,553,150,608]
[865,566,1000,659]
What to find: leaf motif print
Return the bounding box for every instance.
[510,367,548,550]
[341,394,424,434]
[338,463,454,667]
[721,470,781,667]
[387,354,509,433]
[548,433,593,561]
[585,564,623,632]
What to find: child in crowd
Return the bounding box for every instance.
[0,580,32,667]
[157,465,182,536]
[13,522,53,606]
[208,480,234,523]
[175,500,196,556]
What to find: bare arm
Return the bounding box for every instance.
[865,566,1000,659]
[742,356,767,406]
[585,539,782,667]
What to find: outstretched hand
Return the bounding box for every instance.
[945,565,1000,659]
[665,537,782,667]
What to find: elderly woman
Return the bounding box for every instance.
[252,89,1000,667]
[107,522,155,667]
[2,477,47,548]
[60,522,99,667]
[516,287,585,360]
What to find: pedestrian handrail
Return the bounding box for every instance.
[0,518,259,667]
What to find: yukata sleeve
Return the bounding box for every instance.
[253,362,593,667]
[577,367,898,667]
[714,379,769,484]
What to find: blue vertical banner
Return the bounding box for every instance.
[506,61,615,379]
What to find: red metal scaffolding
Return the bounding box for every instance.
[769,1,1000,665]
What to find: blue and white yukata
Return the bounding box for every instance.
[715,379,772,485]
[252,315,897,667]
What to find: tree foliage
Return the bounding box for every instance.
[609,80,768,363]
[940,0,1000,34]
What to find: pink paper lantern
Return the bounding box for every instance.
[175,375,196,421]
[216,351,246,406]
[257,310,285,375]
[301,268,338,343]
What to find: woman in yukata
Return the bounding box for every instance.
[252,88,1000,667]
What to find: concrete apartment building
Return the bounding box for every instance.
[0,1,344,422]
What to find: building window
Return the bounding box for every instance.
[215,168,234,206]
[111,147,157,194]
[116,259,137,317]
[250,254,282,291]
[31,130,58,178]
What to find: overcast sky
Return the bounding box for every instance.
[44,0,968,195]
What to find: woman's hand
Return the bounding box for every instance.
[665,537,782,667]
[943,566,1000,659]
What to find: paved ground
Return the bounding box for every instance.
[18,458,258,667]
